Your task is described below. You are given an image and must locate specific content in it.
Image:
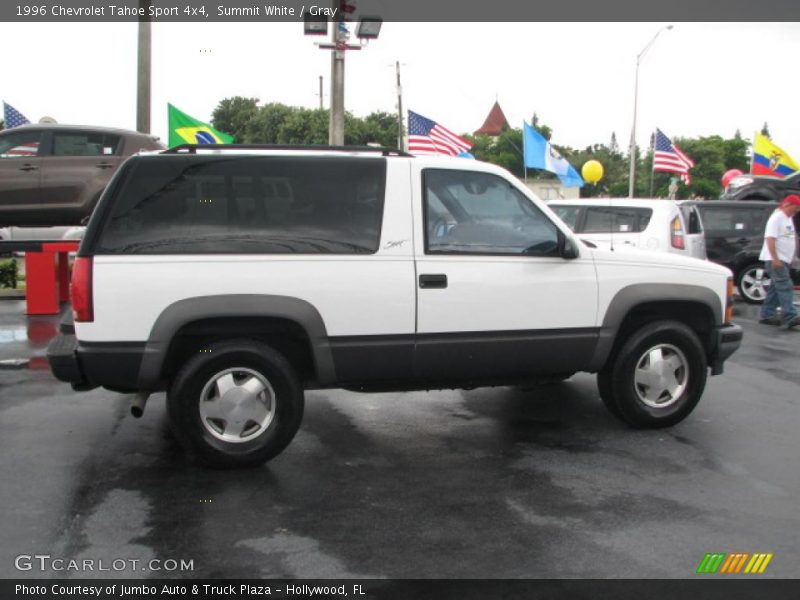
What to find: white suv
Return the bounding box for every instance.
[48,146,742,468]
[549,198,707,260]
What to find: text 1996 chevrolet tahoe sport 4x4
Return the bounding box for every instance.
[48,145,743,468]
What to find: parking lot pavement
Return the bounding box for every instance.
[0,298,798,580]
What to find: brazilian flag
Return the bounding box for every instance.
[168,103,234,147]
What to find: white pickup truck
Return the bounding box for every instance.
[48,146,742,468]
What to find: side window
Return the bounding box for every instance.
[95,157,386,254]
[53,132,120,156]
[0,131,42,158]
[700,208,751,235]
[424,169,559,256]
[749,208,772,231]
[551,205,581,231]
[583,207,652,233]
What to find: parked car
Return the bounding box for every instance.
[722,170,800,203]
[683,200,800,303]
[48,146,741,468]
[548,198,706,260]
[0,124,164,226]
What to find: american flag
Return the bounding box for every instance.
[407,110,472,156]
[653,128,694,185]
[3,102,31,129]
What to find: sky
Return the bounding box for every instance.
[2,21,799,159]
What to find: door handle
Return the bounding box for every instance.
[95,162,115,169]
[19,164,38,172]
[419,274,448,289]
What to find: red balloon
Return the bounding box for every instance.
[721,169,744,189]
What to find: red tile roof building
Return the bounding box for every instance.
[474,101,510,136]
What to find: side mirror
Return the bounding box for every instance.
[558,230,579,259]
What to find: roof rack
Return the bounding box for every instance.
[162,144,412,157]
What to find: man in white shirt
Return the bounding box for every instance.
[759,194,800,329]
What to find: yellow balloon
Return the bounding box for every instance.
[582,160,604,183]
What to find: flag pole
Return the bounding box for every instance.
[648,130,656,197]
[750,131,756,174]
[522,121,527,182]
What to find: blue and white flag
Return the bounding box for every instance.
[3,102,31,128]
[523,121,583,187]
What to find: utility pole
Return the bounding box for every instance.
[136,0,152,134]
[329,0,345,145]
[395,61,405,151]
[318,75,324,109]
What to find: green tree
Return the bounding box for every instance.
[211,96,259,142]
[361,111,400,147]
[243,103,298,143]
[570,141,629,198]
[466,129,526,178]
[277,108,329,144]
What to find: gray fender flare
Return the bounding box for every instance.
[137,294,334,389]
[586,283,722,372]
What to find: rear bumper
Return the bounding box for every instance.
[47,334,145,392]
[709,323,743,375]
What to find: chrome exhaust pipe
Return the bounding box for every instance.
[131,392,150,418]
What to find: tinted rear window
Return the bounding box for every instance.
[697,206,770,236]
[94,156,386,254]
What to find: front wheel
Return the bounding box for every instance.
[737,263,770,304]
[167,339,304,468]
[598,320,707,428]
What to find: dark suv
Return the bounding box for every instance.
[684,200,800,303]
[722,171,800,203]
[0,124,164,226]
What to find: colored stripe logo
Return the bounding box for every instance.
[696,552,773,574]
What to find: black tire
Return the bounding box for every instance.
[736,263,770,304]
[167,339,304,468]
[598,320,707,428]
[597,369,622,418]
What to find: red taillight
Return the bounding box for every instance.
[670,216,685,250]
[71,257,94,322]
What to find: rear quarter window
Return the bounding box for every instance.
[92,156,386,254]
[581,207,652,233]
[680,206,703,234]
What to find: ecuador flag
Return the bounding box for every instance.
[752,132,798,177]
[168,103,234,148]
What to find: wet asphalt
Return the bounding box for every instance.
[0,297,798,580]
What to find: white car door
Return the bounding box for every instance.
[412,166,599,382]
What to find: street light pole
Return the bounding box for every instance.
[136,0,152,134]
[305,5,381,145]
[628,25,673,198]
[395,61,405,151]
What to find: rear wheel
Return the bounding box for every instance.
[737,263,770,304]
[167,339,304,468]
[599,320,707,428]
